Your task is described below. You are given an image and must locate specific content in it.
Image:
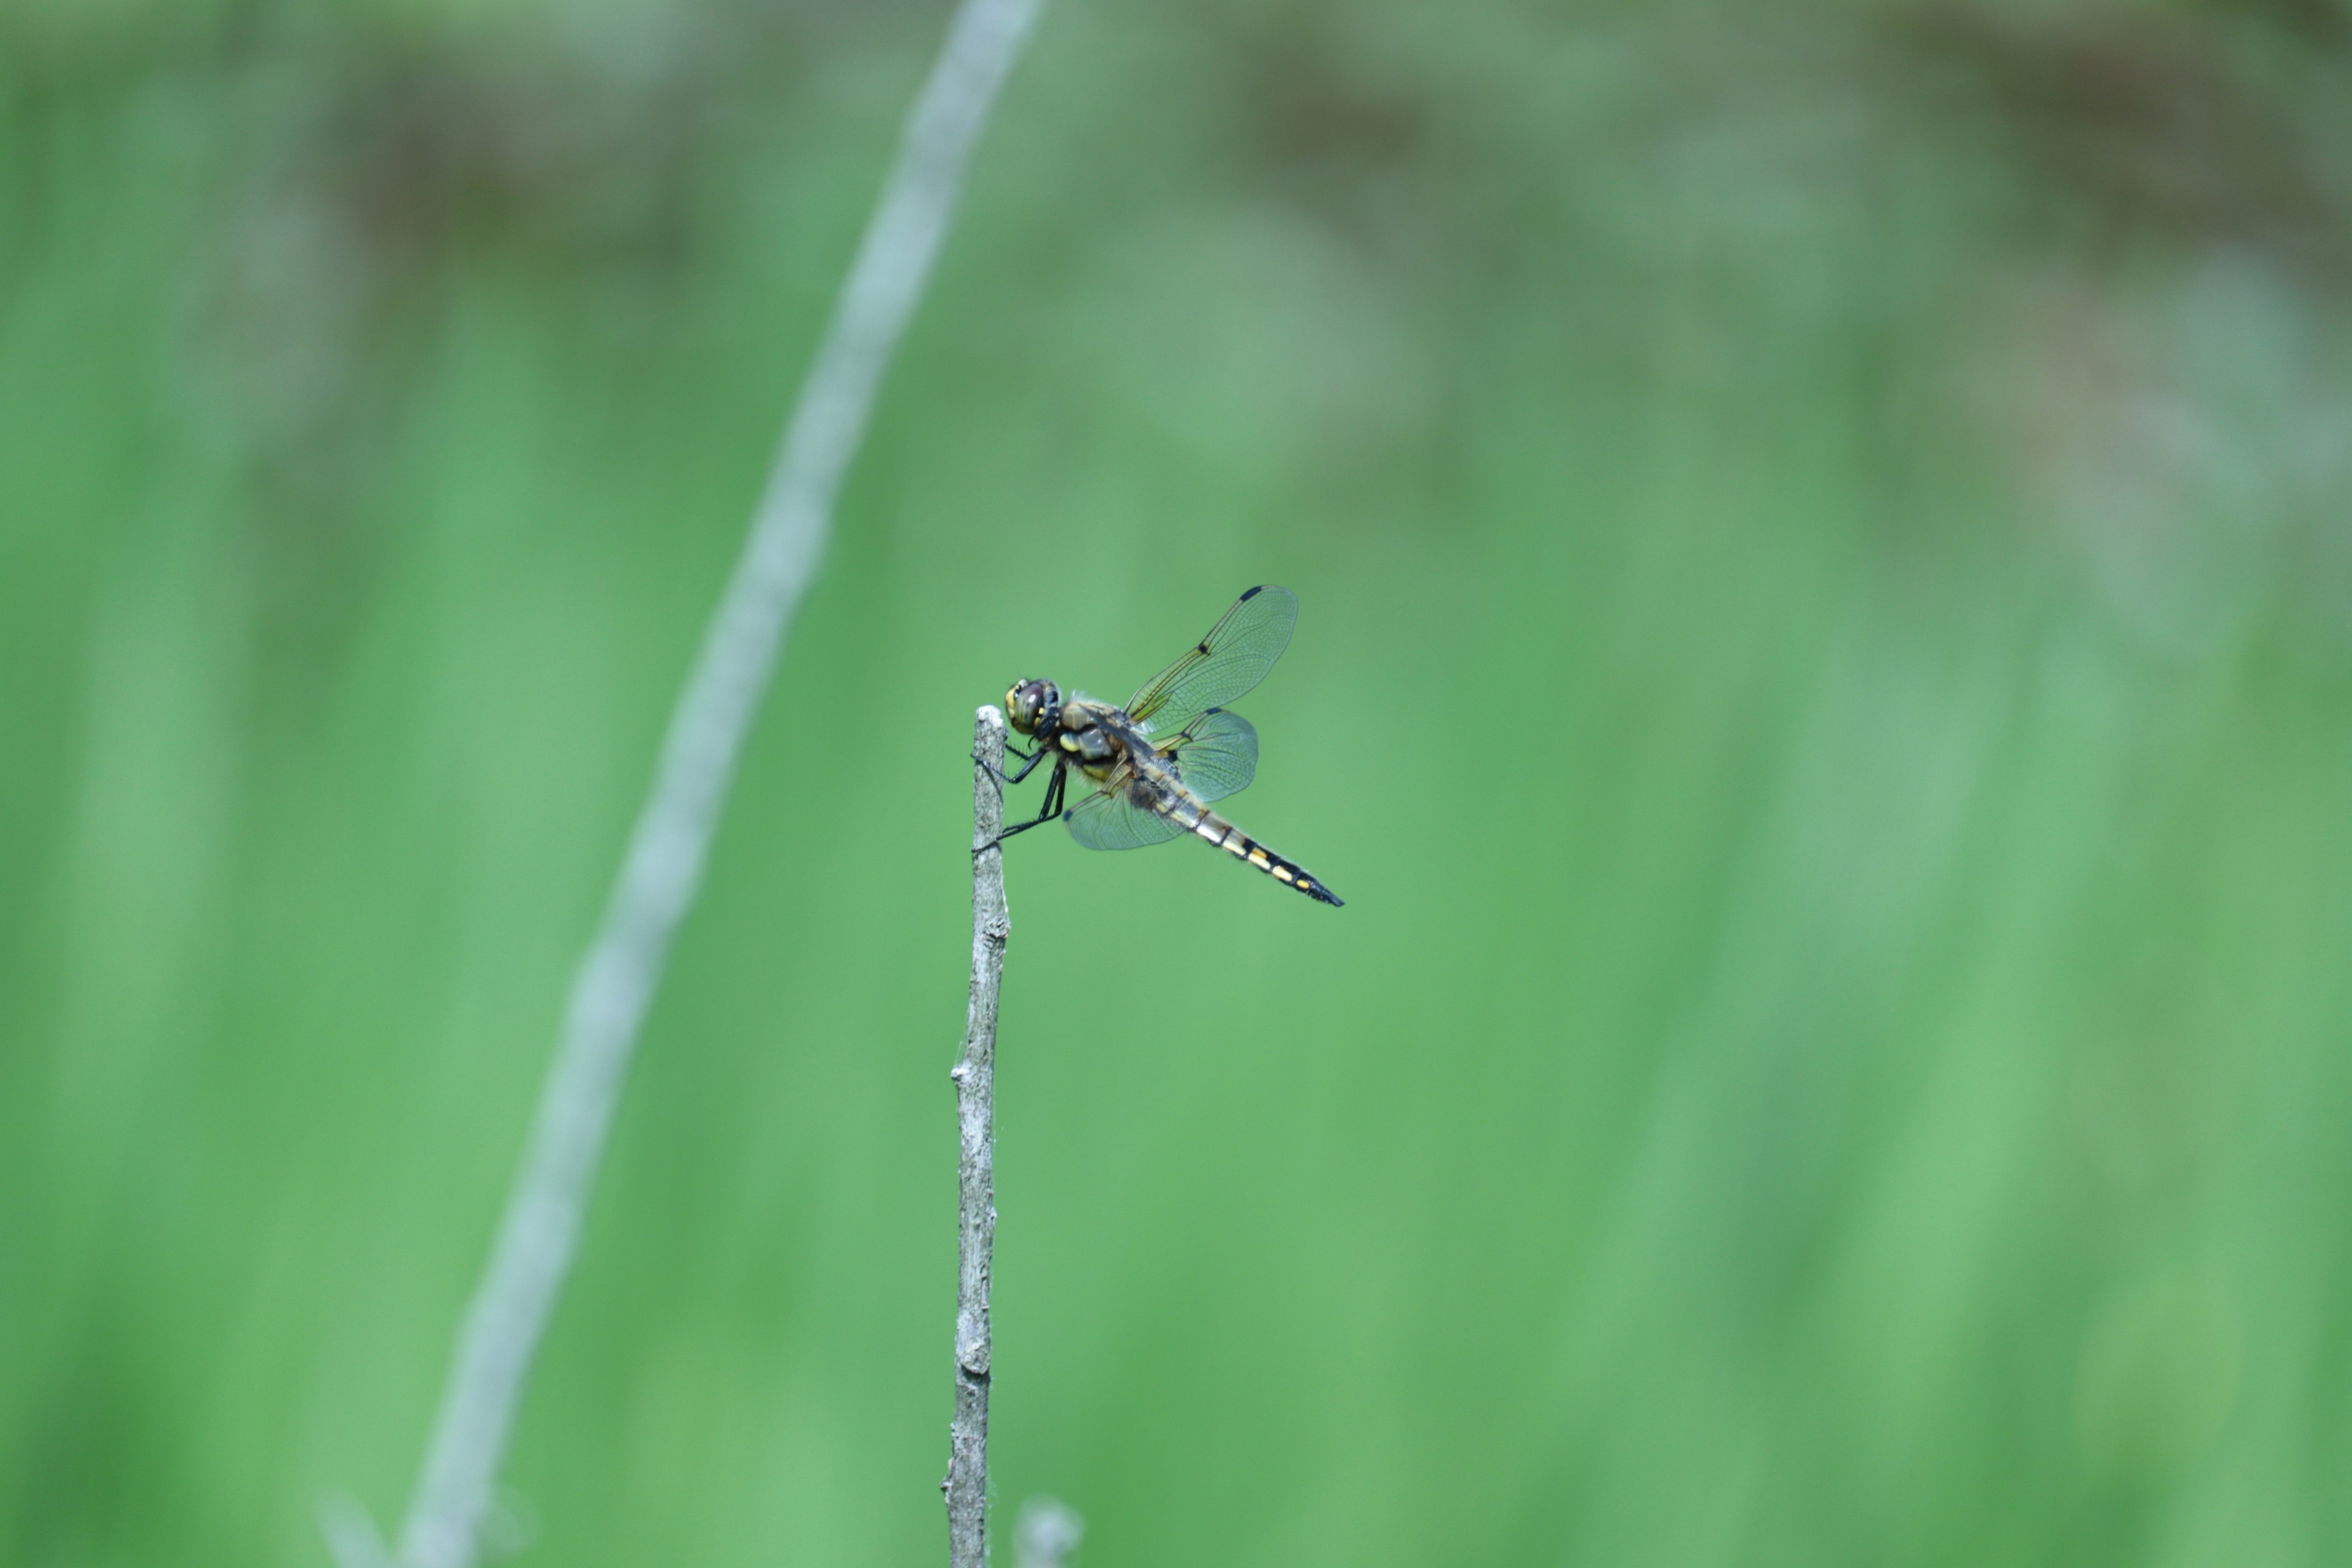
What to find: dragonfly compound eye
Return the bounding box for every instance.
[1005,680,1058,734]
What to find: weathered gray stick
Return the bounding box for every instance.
[949,706,1010,1567]
[326,2,1047,1564]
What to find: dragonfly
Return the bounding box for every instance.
[989,585,1343,906]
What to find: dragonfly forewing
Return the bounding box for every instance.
[1125,585,1298,734]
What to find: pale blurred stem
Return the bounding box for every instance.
[327,2,1048,1566]
[949,707,1010,1567]
[1013,1496,1085,1568]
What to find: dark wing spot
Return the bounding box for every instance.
[1196,641,1210,654]
[1239,585,1264,601]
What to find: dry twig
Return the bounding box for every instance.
[949,707,1011,1567]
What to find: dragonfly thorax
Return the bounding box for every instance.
[1052,698,1131,778]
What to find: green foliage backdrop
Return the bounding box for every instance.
[7,1,2352,1564]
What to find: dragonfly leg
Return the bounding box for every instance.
[973,742,1044,788]
[975,760,1066,854]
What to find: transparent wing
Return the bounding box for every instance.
[1063,780,1186,851]
[1125,585,1298,733]
[1156,707,1257,804]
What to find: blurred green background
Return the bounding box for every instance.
[9,0,2352,1564]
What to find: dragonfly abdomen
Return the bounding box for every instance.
[1155,791,1341,907]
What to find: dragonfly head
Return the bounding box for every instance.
[1004,679,1062,736]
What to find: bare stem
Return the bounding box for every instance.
[334,4,1047,1566]
[949,707,1010,1567]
